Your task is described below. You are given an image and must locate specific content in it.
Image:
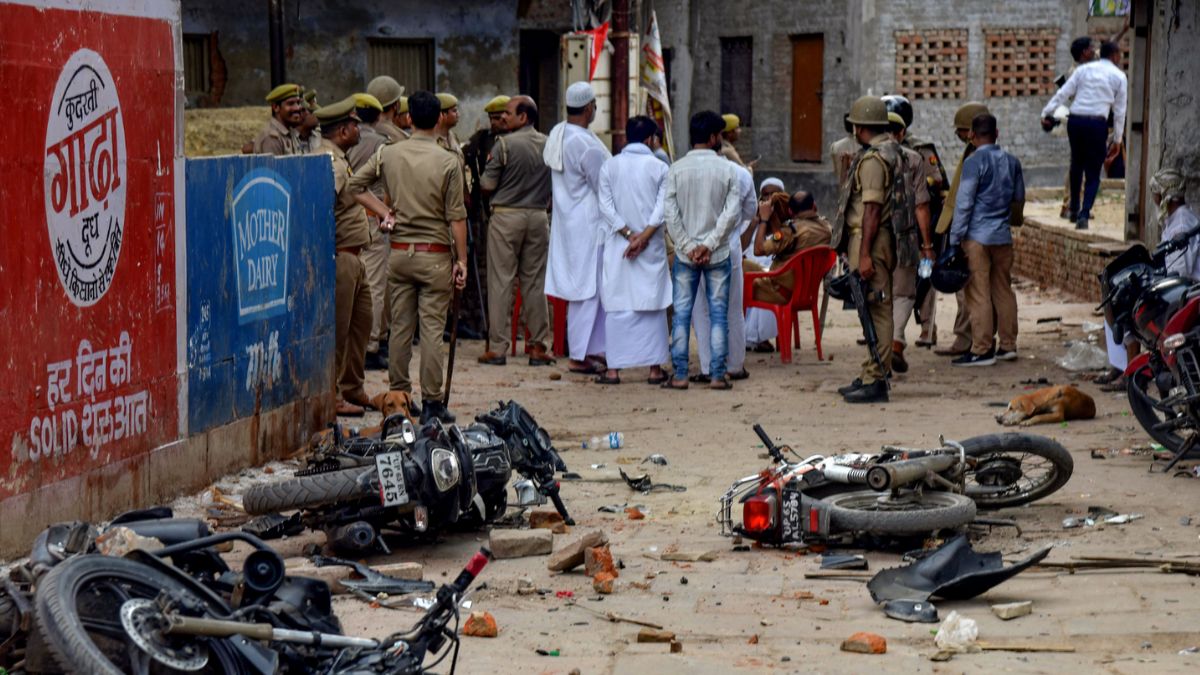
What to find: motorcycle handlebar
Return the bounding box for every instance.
[753,424,784,462]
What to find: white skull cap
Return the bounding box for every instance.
[565,81,596,107]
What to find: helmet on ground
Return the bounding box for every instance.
[931,245,970,293]
[882,95,913,130]
[847,95,888,126]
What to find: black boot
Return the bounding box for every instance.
[421,400,456,424]
[837,378,863,395]
[843,379,888,403]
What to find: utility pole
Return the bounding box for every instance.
[610,0,630,152]
[268,0,286,87]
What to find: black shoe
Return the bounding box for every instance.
[1075,217,1089,231]
[421,400,456,424]
[377,339,390,360]
[891,350,908,374]
[364,350,388,371]
[995,349,1018,362]
[1068,211,1079,223]
[837,378,864,395]
[843,379,888,403]
[1059,207,1071,220]
[951,351,996,367]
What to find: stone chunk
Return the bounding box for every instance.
[462,611,498,638]
[840,632,887,654]
[991,600,1033,620]
[637,628,676,643]
[529,510,565,530]
[371,562,423,580]
[593,571,615,594]
[489,528,553,559]
[584,545,618,578]
[548,530,609,572]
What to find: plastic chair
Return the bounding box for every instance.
[510,287,569,357]
[743,245,836,364]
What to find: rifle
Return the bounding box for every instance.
[847,271,889,387]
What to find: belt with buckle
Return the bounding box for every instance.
[390,242,451,253]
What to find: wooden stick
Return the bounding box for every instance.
[977,641,1075,653]
[567,601,663,629]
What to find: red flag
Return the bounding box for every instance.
[580,21,610,81]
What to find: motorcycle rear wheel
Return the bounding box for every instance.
[823,491,976,535]
[959,433,1074,509]
[243,466,375,515]
[34,555,239,675]
[1127,367,1198,455]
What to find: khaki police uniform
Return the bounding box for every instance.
[749,215,832,305]
[349,135,466,400]
[903,134,948,342]
[479,124,552,354]
[253,117,303,156]
[438,131,472,194]
[377,118,409,144]
[936,142,979,353]
[318,137,373,402]
[831,133,902,384]
[891,144,932,343]
[347,124,394,352]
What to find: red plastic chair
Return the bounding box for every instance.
[743,246,836,364]
[510,287,568,357]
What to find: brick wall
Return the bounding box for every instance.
[1013,217,1117,303]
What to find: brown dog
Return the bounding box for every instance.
[996,385,1096,426]
[371,391,419,423]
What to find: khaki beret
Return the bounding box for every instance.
[887,111,906,129]
[485,95,511,113]
[397,96,409,114]
[314,96,360,126]
[436,93,459,111]
[722,113,740,132]
[266,83,303,104]
[367,75,404,108]
[353,93,383,112]
[954,102,990,131]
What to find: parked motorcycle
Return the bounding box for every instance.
[1099,226,1200,464]
[717,425,1073,546]
[242,401,573,552]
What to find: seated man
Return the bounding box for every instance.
[747,191,832,305]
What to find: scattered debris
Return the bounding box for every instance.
[517,577,535,595]
[548,530,609,572]
[619,468,687,493]
[883,599,938,623]
[534,648,560,656]
[934,611,978,653]
[626,506,646,520]
[529,510,566,530]
[868,535,1050,603]
[670,640,683,653]
[310,556,431,595]
[991,600,1033,620]
[593,571,616,594]
[94,526,163,557]
[462,611,498,638]
[489,528,554,559]
[660,547,718,562]
[1058,342,1108,372]
[977,641,1075,653]
[821,554,868,570]
[747,634,759,645]
[585,545,618,578]
[637,628,676,643]
[841,632,887,654]
[568,601,663,629]
[1063,507,1143,529]
[641,454,669,466]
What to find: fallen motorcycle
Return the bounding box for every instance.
[243,401,573,552]
[717,425,1073,546]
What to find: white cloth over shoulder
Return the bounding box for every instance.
[545,122,612,301]
[597,143,671,312]
[1162,205,1200,282]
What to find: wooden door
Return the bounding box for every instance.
[790,34,824,162]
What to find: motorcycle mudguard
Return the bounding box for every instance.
[1124,352,1152,377]
[867,535,1051,603]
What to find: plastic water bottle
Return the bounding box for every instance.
[608,432,624,449]
[585,436,602,450]
[918,257,933,279]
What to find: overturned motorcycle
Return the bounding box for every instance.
[243,401,573,553]
[717,425,1073,546]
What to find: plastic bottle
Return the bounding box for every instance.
[608,432,624,449]
[584,436,601,450]
[918,257,933,279]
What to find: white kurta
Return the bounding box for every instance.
[1162,205,1200,281]
[598,143,671,369]
[545,123,611,301]
[695,164,757,374]
[745,248,780,344]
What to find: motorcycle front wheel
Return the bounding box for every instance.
[823,491,976,535]
[959,433,1073,509]
[34,555,241,675]
[243,466,375,515]
[1127,367,1199,455]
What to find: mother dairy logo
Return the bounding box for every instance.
[44,49,127,307]
[231,168,291,323]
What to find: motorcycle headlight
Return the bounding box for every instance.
[1164,333,1186,350]
[431,447,461,493]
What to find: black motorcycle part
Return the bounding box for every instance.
[243,465,376,515]
[241,550,286,598]
[882,599,939,623]
[867,535,1051,603]
[111,506,175,524]
[326,521,378,554]
[309,556,436,595]
[822,491,976,535]
[1128,365,1199,455]
[959,433,1074,508]
[120,518,212,547]
[241,513,305,540]
[29,522,97,568]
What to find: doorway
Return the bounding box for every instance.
[790,34,824,162]
[520,29,561,132]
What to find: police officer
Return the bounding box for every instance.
[315,96,393,416]
[298,89,322,153]
[934,101,991,357]
[829,112,859,186]
[476,95,555,367]
[367,76,409,143]
[831,96,913,404]
[464,95,512,218]
[349,91,469,424]
[436,93,471,195]
[253,83,305,155]
[347,93,393,371]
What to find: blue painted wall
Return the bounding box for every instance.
[185,154,335,434]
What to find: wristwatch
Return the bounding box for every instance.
[619,226,634,240]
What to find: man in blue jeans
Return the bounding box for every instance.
[1041,41,1127,230]
[662,111,743,390]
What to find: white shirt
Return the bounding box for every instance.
[597,143,671,312]
[1162,205,1200,282]
[663,148,743,264]
[544,123,612,301]
[1042,59,1128,144]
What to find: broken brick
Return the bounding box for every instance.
[584,545,618,578]
[547,530,609,572]
[840,632,887,654]
[626,507,645,520]
[593,571,615,594]
[462,611,498,638]
[637,628,675,643]
[529,510,565,530]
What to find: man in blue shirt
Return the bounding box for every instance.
[949,113,1025,367]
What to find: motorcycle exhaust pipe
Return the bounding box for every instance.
[866,454,958,491]
[327,521,377,553]
[822,465,870,484]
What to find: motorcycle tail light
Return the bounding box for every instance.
[414,505,429,532]
[1164,333,1186,350]
[742,494,776,534]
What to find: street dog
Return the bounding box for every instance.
[371,390,419,422]
[996,385,1096,426]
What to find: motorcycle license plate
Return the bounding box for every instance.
[375,452,409,507]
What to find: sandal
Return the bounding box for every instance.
[660,379,689,390]
[594,374,621,385]
[647,373,668,385]
[688,373,712,384]
[709,380,733,391]
[727,370,750,381]
[568,362,601,375]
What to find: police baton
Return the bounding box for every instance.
[444,286,462,408]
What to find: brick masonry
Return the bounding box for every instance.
[1012,216,1120,303]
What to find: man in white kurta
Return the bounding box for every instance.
[745,178,786,347]
[595,117,671,384]
[692,161,757,380]
[544,81,613,373]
